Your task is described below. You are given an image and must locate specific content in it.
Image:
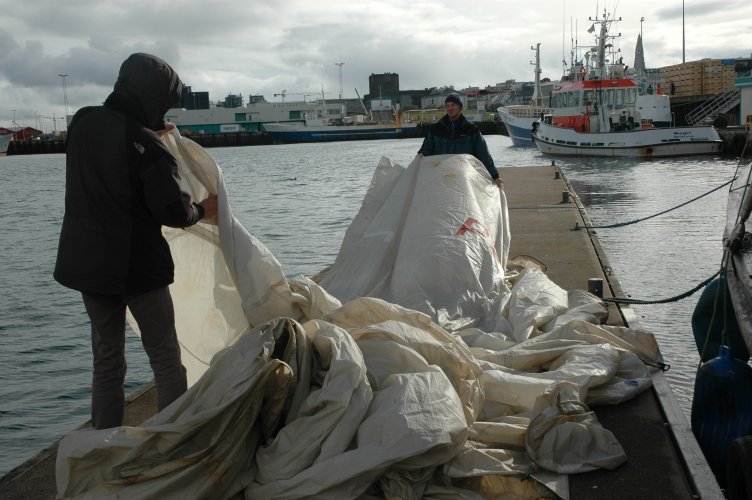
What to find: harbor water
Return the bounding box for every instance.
[0,134,740,477]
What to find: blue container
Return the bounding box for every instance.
[691,277,748,362]
[691,345,752,486]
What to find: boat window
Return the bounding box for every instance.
[573,91,580,107]
[584,90,594,106]
[626,88,637,104]
[615,89,625,108]
[606,89,615,107]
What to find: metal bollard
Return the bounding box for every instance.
[562,191,570,203]
[588,278,604,298]
[554,169,560,179]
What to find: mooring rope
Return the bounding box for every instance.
[698,255,731,364]
[594,132,751,304]
[602,269,721,305]
[576,179,734,230]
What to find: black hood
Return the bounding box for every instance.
[104,53,182,130]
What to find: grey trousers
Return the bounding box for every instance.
[82,286,187,429]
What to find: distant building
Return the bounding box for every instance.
[364,73,401,110]
[633,34,646,77]
[420,88,459,110]
[737,71,752,127]
[179,86,210,110]
[247,94,266,105]
[368,73,399,97]
[166,99,338,134]
[396,89,431,110]
[220,94,244,108]
[0,126,43,141]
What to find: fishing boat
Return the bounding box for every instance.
[725,161,752,355]
[531,10,723,158]
[0,133,11,154]
[263,109,419,144]
[691,159,752,497]
[497,43,553,147]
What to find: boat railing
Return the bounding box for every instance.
[685,88,742,126]
[502,105,553,119]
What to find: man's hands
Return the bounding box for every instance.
[156,122,176,137]
[199,194,218,219]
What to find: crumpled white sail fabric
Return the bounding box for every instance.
[319,154,511,333]
[56,132,660,499]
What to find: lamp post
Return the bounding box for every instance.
[335,61,345,100]
[58,74,69,128]
[682,0,685,63]
[640,17,644,41]
[639,17,645,79]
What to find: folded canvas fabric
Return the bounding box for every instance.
[56,132,659,500]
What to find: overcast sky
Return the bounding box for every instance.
[0,0,750,132]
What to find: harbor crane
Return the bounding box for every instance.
[273,90,318,102]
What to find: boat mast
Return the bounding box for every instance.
[588,8,623,132]
[531,43,542,106]
[595,11,608,79]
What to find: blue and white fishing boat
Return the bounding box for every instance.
[262,114,419,144]
[263,99,419,144]
[497,43,552,147]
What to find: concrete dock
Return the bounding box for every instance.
[504,165,723,499]
[0,165,724,499]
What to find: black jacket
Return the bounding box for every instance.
[418,114,499,180]
[54,53,203,295]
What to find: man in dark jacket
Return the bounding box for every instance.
[418,93,503,187]
[54,53,218,429]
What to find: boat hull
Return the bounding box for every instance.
[264,123,420,143]
[532,123,723,158]
[726,161,752,353]
[498,106,551,147]
[500,114,536,147]
[0,134,11,154]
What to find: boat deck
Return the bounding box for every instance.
[0,165,723,499]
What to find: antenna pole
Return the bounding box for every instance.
[335,61,345,100]
[58,74,69,128]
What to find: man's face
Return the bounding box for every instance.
[445,101,461,120]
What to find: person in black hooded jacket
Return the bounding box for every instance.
[54,53,218,429]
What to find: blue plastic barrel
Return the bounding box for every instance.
[691,277,748,363]
[691,345,752,487]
